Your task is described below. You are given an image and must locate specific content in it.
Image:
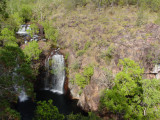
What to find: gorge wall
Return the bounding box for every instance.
[53,7,160,112]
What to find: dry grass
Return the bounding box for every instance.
[48,4,160,77]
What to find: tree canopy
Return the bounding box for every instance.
[100,58,160,120]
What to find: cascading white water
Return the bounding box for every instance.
[18,90,28,102]
[17,25,28,35]
[13,66,28,102]
[44,52,65,94]
[14,85,28,102]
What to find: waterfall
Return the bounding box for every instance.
[18,90,28,102]
[44,52,65,94]
[17,25,28,35]
[14,84,28,102]
[13,66,28,102]
[14,85,28,102]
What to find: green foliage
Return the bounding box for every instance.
[142,79,160,119]
[100,58,160,119]
[0,46,34,119]
[136,1,147,26]
[0,46,34,86]
[33,0,54,21]
[5,107,20,120]
[0,46,25,68]
[66,113,83,120]
[116,58,144,96]
[0,28,16,46]
[148,0,160,12]
[101,44,115,64]
[20,5,32,22]
[76,41,91,56]
[75,73,87,88]
[41,21,58,45]
[106,45,115,63]
[71,61,81,71]
[64,0,87,10]
[76,49,86,56]
[66,112,102,120]
[75,65,94,88]
[35,100,64,120]
[73,41,79,51]
[83,65,94,83]
[155,12,160,25]
[0,0,8,18]
[23,41,42,62]
[65,52,69,60]
[27,23,39,37]
[84,41,91,50]
[8,12,24,31]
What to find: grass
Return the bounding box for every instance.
[47,4,160,81]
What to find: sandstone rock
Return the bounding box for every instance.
[78,68,111,111]
[69,84,80,99]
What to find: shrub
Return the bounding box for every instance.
[41,21,58,44]
[0,28,16,46]
[84,41,91,50]
[75,73,87,88]
[5,107,20,120]
[100,44,115,64]
[83,65,94,78]
[71,61,81,71]
[75,65,94,88]
[76,50,86,56]
[20,5,32,22]
[27,23,39,37]
[83,65,94,83]
[35,100,64,120]
[149,0,160,12]
[23,41,42,62]
[27,24,39,37]
[8,12,24,31]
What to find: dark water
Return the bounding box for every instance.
[17,98,35,120]
[36,90,86,115]
[17,90,87,120]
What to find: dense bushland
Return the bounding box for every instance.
[100,59,160,119]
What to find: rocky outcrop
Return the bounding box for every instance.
[64,23,160,112]
[54,6,160,111]
[69,66,114,111]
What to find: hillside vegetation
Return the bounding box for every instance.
[1,0,160,119]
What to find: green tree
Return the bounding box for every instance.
[23,41,42,62]
[7,12,24,31]
[41,21,58,44]
[33,0,53,21]
[35,100,64,120]
[0,46,34,119]
[27,23,39,37]
[142,79,160,119]
[75,73,87,88]
[75,65,94,88]
[20,5,32,22]
[83,65,94,84]
[100,58,160,120]
[0,28,16,46]
[0,0,8,18]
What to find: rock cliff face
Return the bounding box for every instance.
[60,23,160,112]
[54,7,160,111]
